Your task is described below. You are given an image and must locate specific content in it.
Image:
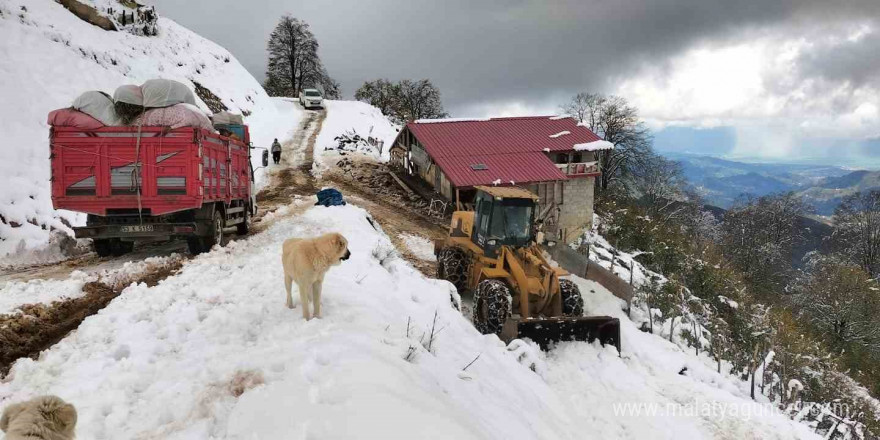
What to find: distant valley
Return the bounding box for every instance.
[664,152,880,215]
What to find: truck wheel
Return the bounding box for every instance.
[560,279,584,317]
[203,210,224,249]
[111,240,134,257]
[437,247,471,292]
[94,239,113,257]
[472,279,512,335]
[236,207,249,235]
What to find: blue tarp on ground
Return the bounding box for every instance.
[315,188,346,207]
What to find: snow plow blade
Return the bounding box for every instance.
[514,316,621,351]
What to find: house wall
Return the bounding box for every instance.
[557,177,595,243]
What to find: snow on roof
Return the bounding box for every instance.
[549,114,570,120]
[549,131,570,138]
[414,117,491,124]
[573,140,614,151]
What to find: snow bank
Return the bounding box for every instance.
[550,276,819,439]
[0,271,94,316]
[399,233,437,261]
[0,253,182,315]
[312,100,399,177]
[0,204,573,438]
[573,140,615,151]
[0,0,288,257]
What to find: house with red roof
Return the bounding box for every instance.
[388,115,613,243]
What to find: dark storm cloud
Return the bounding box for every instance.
[150,0,880,116]
[796,31,880,88]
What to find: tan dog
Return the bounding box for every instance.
[1,395,77,440]
[282,233,351,320]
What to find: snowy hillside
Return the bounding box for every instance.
[0,200,818,439]
[312,99,400,176]
[0,0,287,259]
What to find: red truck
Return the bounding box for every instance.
[50,125,266,256]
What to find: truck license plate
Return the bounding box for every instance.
[121,225,154,233]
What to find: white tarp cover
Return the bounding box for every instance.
[212,111,244,125]
[71,91,121,126]
[134,103,213,131]
[141,79,196,108]
[113,84,144,105]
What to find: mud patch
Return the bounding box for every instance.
[0,259,184,376]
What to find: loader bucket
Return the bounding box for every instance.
[515,316,621,352]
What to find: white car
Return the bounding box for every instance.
[299,88,323,109]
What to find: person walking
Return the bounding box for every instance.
[271,138,282,164]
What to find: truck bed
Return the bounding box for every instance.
[50,126,251,217]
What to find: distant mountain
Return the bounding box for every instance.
[664,153,862,214]
[798,170,880,215]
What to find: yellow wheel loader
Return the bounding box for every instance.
[435,186,621,351]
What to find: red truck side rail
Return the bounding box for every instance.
[50,126,251,217]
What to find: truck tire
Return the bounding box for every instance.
[203,210,224,249]
[472,279,512,335]
[188,210,224,255]
[236,207,249,235]
[186,236,204,255]
[437,247,471,293]
[94,239,113,257]
[559,279,584,317]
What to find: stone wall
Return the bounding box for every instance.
[558,177,595,243]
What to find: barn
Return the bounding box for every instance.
[388,116,613,243]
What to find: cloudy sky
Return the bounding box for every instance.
[151,0,880,167]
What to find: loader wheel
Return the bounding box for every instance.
[93,239,113,257]
[473,279,512,335]
[437,247,471,292]
[559,279,584,317]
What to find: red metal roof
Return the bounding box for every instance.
[433,152,567,187]
[405,116,602,187]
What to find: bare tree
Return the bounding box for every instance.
[264,15,336,97]
[833,190,880,278]
[354,79,397,115]
[721,193,809,290]
[394,79,447,123]
[355,78,447,124]
[630,153,685,221]
[561,93,653,193]
[792,255,880,353]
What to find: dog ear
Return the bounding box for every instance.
[1,402,24,432]
[55,402,77,433]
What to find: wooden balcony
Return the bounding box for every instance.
[555,161,600,177]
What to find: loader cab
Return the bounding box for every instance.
[472,187,538,257]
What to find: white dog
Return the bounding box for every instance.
[1,395,77,440]
[282,232,350,320]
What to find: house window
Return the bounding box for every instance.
[572,153,582,163]
[555,153,568,164]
